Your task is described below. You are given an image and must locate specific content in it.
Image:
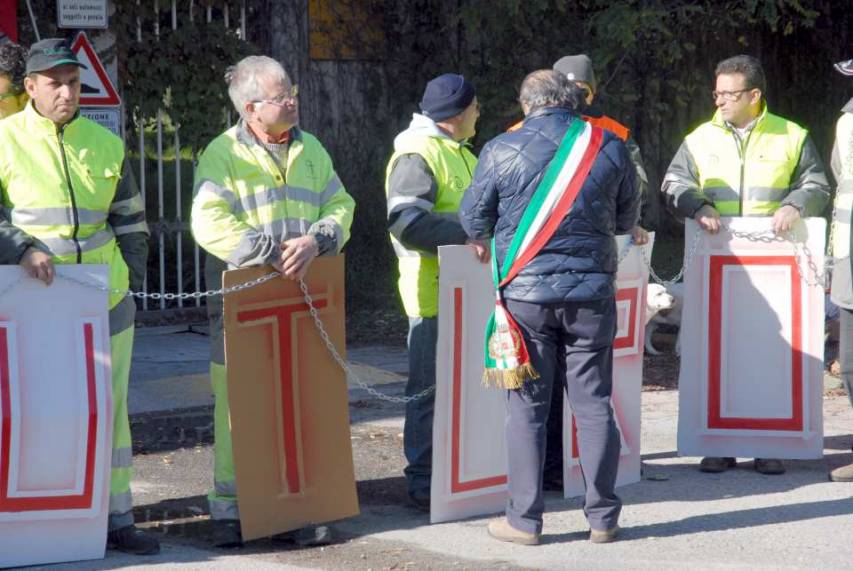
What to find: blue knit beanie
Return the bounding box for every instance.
[419,73,476,122]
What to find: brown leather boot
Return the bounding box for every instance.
[590,525,620,544]
[829,462,853,482]
[487,517,540,546]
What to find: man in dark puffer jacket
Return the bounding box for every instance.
[460,70,639,545]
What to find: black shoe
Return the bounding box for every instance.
[699,457,736,473]
[274,525,333,547]
[107,525,160,556]
[211,519,243,548]
[407,490,430,512]
[754,458,785,475]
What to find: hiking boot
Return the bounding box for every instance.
[829,462,853,482]
[106,525,160,555]
[590,525,620,544]
[407,490,430,512]
[274,525,333,547]
[699,457,736,473]
[211,519,243,548]
[754,458,785,475]
[487,517,540,546]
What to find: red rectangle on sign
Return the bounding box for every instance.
[707,256,803,431]
[0,323,97,511]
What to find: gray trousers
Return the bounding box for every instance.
[403,316,438,496]
[504,297,622,534]
[841,309,853,409]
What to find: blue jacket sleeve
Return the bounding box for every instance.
[459,141,500,240]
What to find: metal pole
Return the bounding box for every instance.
[157,111,166,310]
[139,122,148,311]
[25,0,40,42]
[175,128,183,308]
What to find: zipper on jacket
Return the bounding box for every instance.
[458,146,472,178]
[731,128,753,216]
[57,125,82,263]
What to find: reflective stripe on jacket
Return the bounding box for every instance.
[0,102,146,308]
[191,122,355,268]
[385,114,477,317]
[685,107,806,215]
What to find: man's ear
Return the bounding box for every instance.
[750,88,763,106]
[24,76,36,99]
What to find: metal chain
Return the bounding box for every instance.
[50,270,432,404]
[297,280,434,404]
[56,270,282,300]
[11,223,834,404]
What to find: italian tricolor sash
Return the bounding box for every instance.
[483,118,604,389]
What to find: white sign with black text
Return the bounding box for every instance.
[57,0,108,29]
[80,107,121,138]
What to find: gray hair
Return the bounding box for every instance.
[519,69,583,114]
[225,55,290,118]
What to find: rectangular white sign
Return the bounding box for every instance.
[432,235,652,523]
[58,0,108,29]
[677,217,825,459]
[0,265,113,567]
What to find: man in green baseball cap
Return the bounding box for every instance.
[0,38,156,555]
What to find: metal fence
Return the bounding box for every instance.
[131,1,246,319]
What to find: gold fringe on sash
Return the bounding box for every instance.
[482,363,540,390]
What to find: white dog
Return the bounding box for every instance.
[644,282,684,355]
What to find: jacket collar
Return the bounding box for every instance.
[711,101,769,131]
[393,113,466,151]
[523,106,576,123]
[235,118,302,147]
[23,99,81,136]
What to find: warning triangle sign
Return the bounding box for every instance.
[71,32,121,106]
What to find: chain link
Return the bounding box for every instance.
[297,280,434,404]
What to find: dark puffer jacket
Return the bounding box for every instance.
[459,106,639,303]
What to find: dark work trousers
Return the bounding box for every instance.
[403,316,438,497]
[504,297,622,534]
[841,309,853,409]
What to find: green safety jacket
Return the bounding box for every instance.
[662,105,830,219]
[191,123,355,268]
[385,114,477,317]
[0,102,149,311]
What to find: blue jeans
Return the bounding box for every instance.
[403,316,437,497]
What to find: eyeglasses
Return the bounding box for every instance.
[254,85,299,107]
[711,88,753,102]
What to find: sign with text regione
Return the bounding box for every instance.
[678,218,825,459]
[80,107,122,138]
[0,265,113,568]
[431,237,650,523]
[222,257,358,541]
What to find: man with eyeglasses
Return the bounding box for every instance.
[385,73,487,511]
[662,54,830,476]
[191,55,355,547]
[0,40,26,118]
